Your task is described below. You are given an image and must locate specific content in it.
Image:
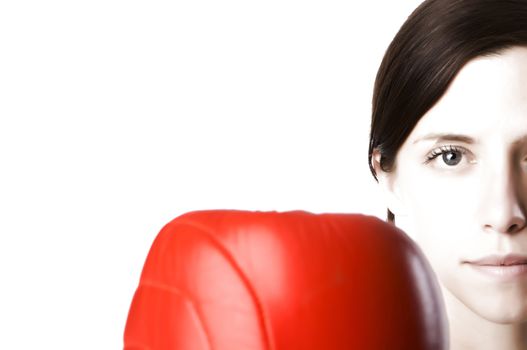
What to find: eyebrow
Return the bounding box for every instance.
[412,133,527,146]
[412,133,477,144]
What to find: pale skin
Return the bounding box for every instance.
[372,46,527,349]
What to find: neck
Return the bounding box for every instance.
[439,283,527,350]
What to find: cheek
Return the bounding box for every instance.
[400,173,479,270]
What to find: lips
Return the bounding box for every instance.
[465,254,527,281]
[466,253,527,266]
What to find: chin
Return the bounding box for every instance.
[477,305,527,325]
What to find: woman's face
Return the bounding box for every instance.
[375,46,527,323]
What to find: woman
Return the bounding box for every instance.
[369,0,527,349]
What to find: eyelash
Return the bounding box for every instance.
[424,145,469,165]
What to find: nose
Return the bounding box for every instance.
[482,162,527,235]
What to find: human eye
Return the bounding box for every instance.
[423,144,475,168]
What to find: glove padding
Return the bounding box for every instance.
[124,210,447,350]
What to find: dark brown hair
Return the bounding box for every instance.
[368,0,527,224]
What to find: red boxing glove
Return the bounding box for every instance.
[124,210,447,349]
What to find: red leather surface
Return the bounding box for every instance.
[124,210,447,349]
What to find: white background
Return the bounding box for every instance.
[1,1,423,348]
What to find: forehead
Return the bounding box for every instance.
[406,46,527,144]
